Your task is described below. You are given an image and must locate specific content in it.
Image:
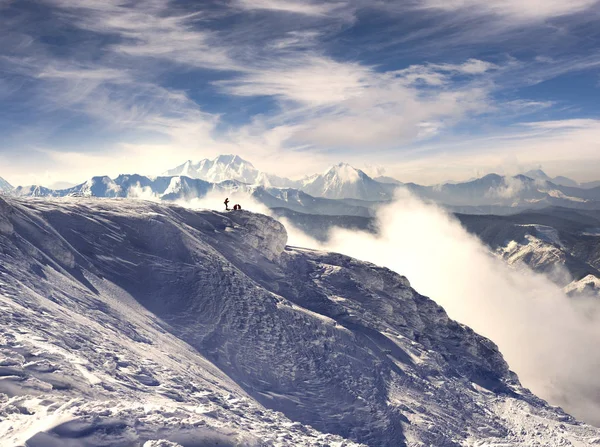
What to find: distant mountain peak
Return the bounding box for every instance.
[300,162,395,200]
[525,168,550,178]
[323,163,365,181]
[522,169,580,188]
[374,175,402,185]
[214,154,252,166]
[523,169,552,181]
[0,176,13,193]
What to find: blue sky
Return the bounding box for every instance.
[1,0,600,186]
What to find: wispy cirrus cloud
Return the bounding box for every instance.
[218,55,497,149]
[420,0,599,21]
[521,119,600,130]
[217,56,370,105]
[42,0,237,71]
[376,118,600,185]
[234,0,348,16]
[1,0,600,187]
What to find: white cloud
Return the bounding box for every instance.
[43,0,237,71]
[485,175,525,199]
[421,0,599,21]
[38,67,129,82]
[432,58,499,75]
[380,119,600,184]
[218,56,370,106]
[289,84,491,149]
[521,119,600,130]
[234,0,346,16]
[285,191,600,425]
[219,56,496,149]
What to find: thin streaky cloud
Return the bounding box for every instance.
[420,0,599,21]
[42,0,239,71]
[0,0,599,186]
[234,0,348,16]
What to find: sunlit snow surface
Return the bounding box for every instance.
[0,197,599,446]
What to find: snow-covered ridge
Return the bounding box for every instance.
[565,274,600,297]
[0,176,13,193]
[1,196,599,445]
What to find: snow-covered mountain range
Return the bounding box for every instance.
[162,156,396,201]
[523,169,600,189]
[164,155,293,188]
[7,156,600,209]
[406,173,600,209]
[10,174,373,218]
[2,196,599,446]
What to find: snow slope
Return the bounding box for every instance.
[1,197,599,446]
[565,274,600,297]
[0,177,13,193]
[0,197,361,447]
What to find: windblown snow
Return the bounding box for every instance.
[1,197,599,446]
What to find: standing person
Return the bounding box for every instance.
[224,198,230,211]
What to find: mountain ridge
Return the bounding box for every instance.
[0,176,13,192]
[163,154,294,188]
[6,156,600,210]
[1,196,599,445]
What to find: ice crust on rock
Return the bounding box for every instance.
[0,197,599,446]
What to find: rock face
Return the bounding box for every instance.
[0,197,599,446]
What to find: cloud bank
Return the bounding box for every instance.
[279,190,600,426]
[124,183,600,425]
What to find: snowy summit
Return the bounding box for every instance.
[164,155,260,184]
[301,163,394,201]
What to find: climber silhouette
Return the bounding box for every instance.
[224,198,230,211]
